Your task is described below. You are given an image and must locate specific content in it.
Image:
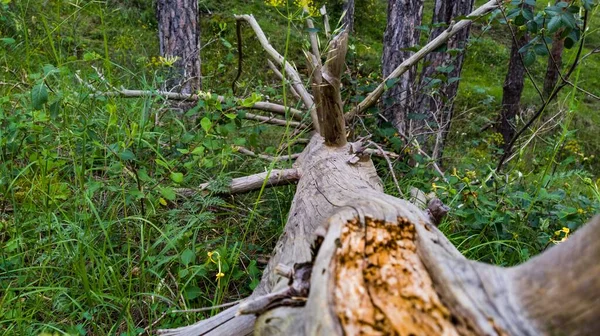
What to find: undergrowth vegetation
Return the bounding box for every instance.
[1,0,599,335]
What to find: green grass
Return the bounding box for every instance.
[1,0,600,335]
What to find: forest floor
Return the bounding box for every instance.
[1,1,599,335]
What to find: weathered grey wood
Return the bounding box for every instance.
[176,168,300,196]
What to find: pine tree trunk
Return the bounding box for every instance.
[417,0,474,160]
[156,0,201,94]
[381,0,424,135]
[543,35,565,99]
[342,0,355,32]
[498,19,530,149]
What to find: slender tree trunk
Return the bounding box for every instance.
[415,0,474,160]
[156,0,201,94]
[543,35,565,99]
[382,0,424,135]
[342,0,355,32]
[498,18,530,149]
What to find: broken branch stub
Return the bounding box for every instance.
[315,30,349,147]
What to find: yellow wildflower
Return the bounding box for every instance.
[216,272,225,280]
[265,0,284,6]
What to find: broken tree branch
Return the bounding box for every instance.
[90,88,305,121]
[176,168,301,196]
[267,59,303,103]
[243,112,307,129]
[345,0,498,121]
[235,146,301,162]
[235,14,320,133]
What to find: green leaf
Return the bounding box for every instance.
[384,78,400,90]
[181,248,195,266]
[160,187,176,201]
[191,146,205,155]
[523,49,536,66]
[200,117,212,133]
[170,172,184,184]
[547,15,562,34]
[119,149,136,161]
[533,43,548,56]
[183,286,202,300]
[31,83,48,110]
[564,36,575,49]
[435,65,455,73]
[224,113,237,119]
[0,37,15,45]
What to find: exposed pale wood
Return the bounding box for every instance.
[235,14,320,133]
[176,168,300,196]
[345,0,498,121]
[320,6,331,37]
[243,112,307,129]
[315,30,349,146]
[511,215,600,335]
[90,88,305,121]
[160,134,600,336]
[235,146,301,162]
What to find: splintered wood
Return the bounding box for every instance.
[334,217,460,336]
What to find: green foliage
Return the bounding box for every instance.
[1,0,599,334]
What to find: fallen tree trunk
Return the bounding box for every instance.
[158,4,600,334]
[161,133,600,336]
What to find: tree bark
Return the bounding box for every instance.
[158,3,600,335]
[381,0,424,135]
[342,0,355,33]
[160,133,600,336]
[498,17,531,149]
[156,0,201,94]
[415,0,475,160]
[543,34,565,99]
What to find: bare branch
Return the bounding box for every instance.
[177,168,301,196]
[320,6,331,38]
[345,0,498,121]
[243,112,307,129]
[235,146,301,162]
[90,88,305,121]
[267,59,303,103]
[235,14,320,133]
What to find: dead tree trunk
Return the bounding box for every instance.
[415,0,475,160]
[381,0,424,135]
[156,0,201,94]
[342,0,355,32]
[158,3,600,335]
[497,14,531,149]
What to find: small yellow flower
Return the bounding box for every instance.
[216,272,225,280]
[577,208,585,215]
[265,0,284,6]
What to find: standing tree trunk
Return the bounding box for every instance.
[342,0,355,32]
[543,34,565,99]
[156,0,201,94]
[497,16,530,149]
[382,0,424,135]
[415,0,475,160]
